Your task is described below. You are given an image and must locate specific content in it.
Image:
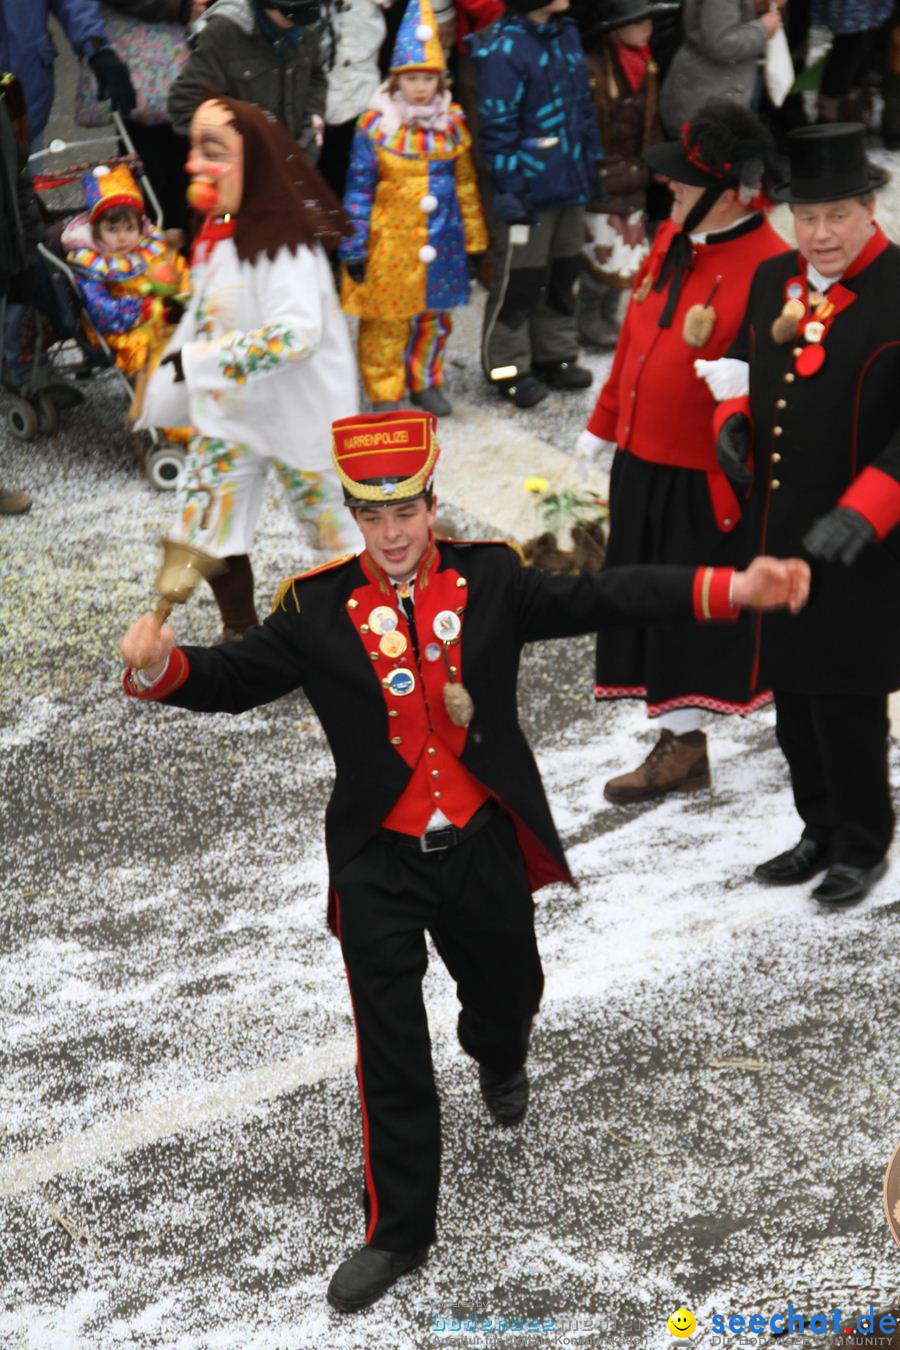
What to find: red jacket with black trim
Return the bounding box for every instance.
[586,213,787,531]
[728,225,900,694]
[125,540,736,914]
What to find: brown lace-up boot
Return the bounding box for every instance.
[604,729,710,804]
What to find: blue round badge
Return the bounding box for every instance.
[385,667,416,697]
[425,642,442,663]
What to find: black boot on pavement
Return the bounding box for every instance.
[479,1064,529,1125]
[495,373,549,409]
[326,1244,429,1313]
[811,859,888,906]
[532,359,592,390]
[754,837,830,885]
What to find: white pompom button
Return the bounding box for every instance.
[415,23,433,39]
[93,165,111,177]
[418,244,437,263]
[419,194,438,213]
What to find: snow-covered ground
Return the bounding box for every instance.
[0,44,898,1350]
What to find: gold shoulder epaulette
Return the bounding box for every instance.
[436,536,525,565]
[271,552,356,614]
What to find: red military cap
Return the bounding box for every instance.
[331,410,441,506]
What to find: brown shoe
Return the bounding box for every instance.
[0,486,32,515]
[604,730,710,804]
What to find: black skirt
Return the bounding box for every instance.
[595,450,771,715]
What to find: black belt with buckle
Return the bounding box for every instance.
[378,799,498,853]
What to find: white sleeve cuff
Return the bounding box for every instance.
[133,654,172,689]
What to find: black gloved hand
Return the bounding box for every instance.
[345,259,366,285]
[88,48,137,115]
[160,350,185,383]
[162,296,186,326]
[716,413,754,490]
[493,192,532,226]
[803,506,874,565]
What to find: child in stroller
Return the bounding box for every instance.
[61,162,189,379]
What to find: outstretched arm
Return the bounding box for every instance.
[120,608,305,713]
[512,550,810,643]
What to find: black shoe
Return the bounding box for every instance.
[495,373,549,409]
[532,360,593,391]
[811,859,888,906]
[326,1244,428,1313]
[479,1064,529,1125]
[754,837,830,885]
[410,386,453,417]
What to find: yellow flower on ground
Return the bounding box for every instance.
[523,476,550,495]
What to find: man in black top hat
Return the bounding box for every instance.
[703,122,900,906]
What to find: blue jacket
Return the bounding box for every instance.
[467,12,603,215]
[0,0,108,140]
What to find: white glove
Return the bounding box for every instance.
[694,357,750,401]
[575,428,616,480]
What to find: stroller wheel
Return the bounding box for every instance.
[36,391,59,435]
[7,397,39,441]
[145,443,186,491]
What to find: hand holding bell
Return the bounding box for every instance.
[121,537,225,674]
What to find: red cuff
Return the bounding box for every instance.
[692,567,739,622]
[122,647,190,700]
[713,395,751,441]
[839,466,900,541]
[586,391,618,441]
[706,470,743,534]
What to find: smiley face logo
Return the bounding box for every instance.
[667,1308,696,1338]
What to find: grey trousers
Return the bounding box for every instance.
[481,204,585,383]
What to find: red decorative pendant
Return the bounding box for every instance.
[795,344,826,377]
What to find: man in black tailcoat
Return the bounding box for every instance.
[704,123,900,907]
[119,409,808,1312]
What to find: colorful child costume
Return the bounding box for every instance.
[339,0,488,409]
[139,97,360,637]
[62,164,190,377]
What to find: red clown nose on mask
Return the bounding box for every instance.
[186,178,220,213]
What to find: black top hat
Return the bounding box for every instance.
[583,0,679,34]
[643,98,779,194]
[771,123,887,202]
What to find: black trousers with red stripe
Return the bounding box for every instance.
[332,808,544,1251]
[774,690,895,868]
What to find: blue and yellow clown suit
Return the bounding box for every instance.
[62,164,190,378]
[339,0,488,403]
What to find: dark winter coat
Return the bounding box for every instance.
[585,41,659,214]
[0,0,108,139]
[729,228,900,695]
[167,0,326,156]
[466,12,603,214]
[132,540,721,892]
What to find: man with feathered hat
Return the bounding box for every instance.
[119,408,809,1310]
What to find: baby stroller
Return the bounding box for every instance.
[15,113,187,490]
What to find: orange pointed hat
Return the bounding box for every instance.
[84,163,144,225]
[332,410,440,506]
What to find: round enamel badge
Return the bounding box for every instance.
[384,667,416,697]
[380,630,407,659]
[368,605,398,635]
[433,610,461,642]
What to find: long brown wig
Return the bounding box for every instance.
[211,95,348,262]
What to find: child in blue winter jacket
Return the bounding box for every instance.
[468,0,604,408]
